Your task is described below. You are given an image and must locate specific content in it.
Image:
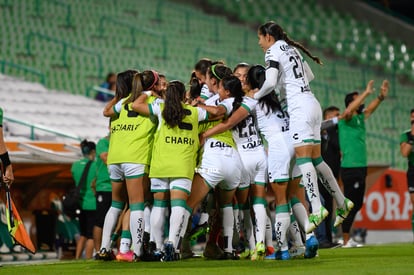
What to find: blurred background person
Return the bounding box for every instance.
[72,140,97,259]
[399,108,414,241]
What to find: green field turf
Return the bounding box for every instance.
[1,243,413,275]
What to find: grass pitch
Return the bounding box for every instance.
[1,243,413,275]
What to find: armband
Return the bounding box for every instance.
[377,94,385,101]
[0,152,11,168]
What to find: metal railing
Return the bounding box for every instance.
[33,0,73,28]
[4,117,81,142]
[25,32,103,78]
[96,16,168,60]
[0,60,46,85]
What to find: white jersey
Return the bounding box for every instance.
[254,100,300,182]
[265,40,314,113]
[218,96,267,186]
[205,93,220,107]
[255,101,289,142]
[224,96,263,152]
[200,84,215,100]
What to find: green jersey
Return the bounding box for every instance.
[95,136,112,192]
[71,158,97,210]
[107,96,157,165]
[338,113,367,168]
[0,108,3,127]
[400,129,414,166]
[149,103,208,179]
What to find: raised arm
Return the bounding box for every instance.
[363,80,389,119]
[131,91,152,116]
[198,104,227,117]
[201,107,249,141]
[103,97,119,117]
[341,80,374,120]
[251,67,278,100]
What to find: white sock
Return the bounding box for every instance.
[265,216,273,248]
[179,209,191,240]
[119,238,131,253]
[291,198,309,233]
[289,217,303,247]
[275,211,290,252]
[297,161,322,214]
[233,206,240,235]
[169,204,187,251]
[130,208,145,257]
[221,206,234,253]
[315,160,346,205]
[144,205,151,235]
[252,203,267,244]
[242,209,255,250]
[198,212,209,225]
[150,205,167,250]
[100,206,122,250]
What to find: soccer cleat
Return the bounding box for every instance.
[96,248,115,261]
[265,252,276,260]
[190,222,210,241]
[306,206,329,233]
[304,236,319,259]
[266,246,275,256]
[275,250,290,260]
[250,242,265,261]
[116,250,134,262]
[216,251,240,260]
[203,242,224,259]
[334,198,355,227]
[162,241,176,262]
[342,238,363,248]
[289,245,305,258]
[238,249,251,259]
[132,253,141,262]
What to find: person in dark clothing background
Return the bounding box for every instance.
[316,106,341,248]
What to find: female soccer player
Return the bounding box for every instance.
[250,22,353,233]
[188,73,244,260]
[132,80,210,261]
[99,70,159,261]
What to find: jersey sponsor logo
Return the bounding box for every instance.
[242,139,262,150]
[209,141,231,148]
[165,136,195,145]
[111,123,140,133]
[280,44,291,51]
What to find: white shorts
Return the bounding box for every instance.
[150,178,192,194]
[288,96,322,146]
[267,132,295,183]
[196,141,242,191]
[238,149,268,189]
[108,163,147,182]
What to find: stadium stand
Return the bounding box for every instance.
[1,0,412,170]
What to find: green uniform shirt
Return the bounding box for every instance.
[71,158,97,210]
[400,129,414,166]
[149,103,206,179]
[95,136,112,192]
[107,96,157,165]
[0,107,3,127]
[338,113,367,168]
